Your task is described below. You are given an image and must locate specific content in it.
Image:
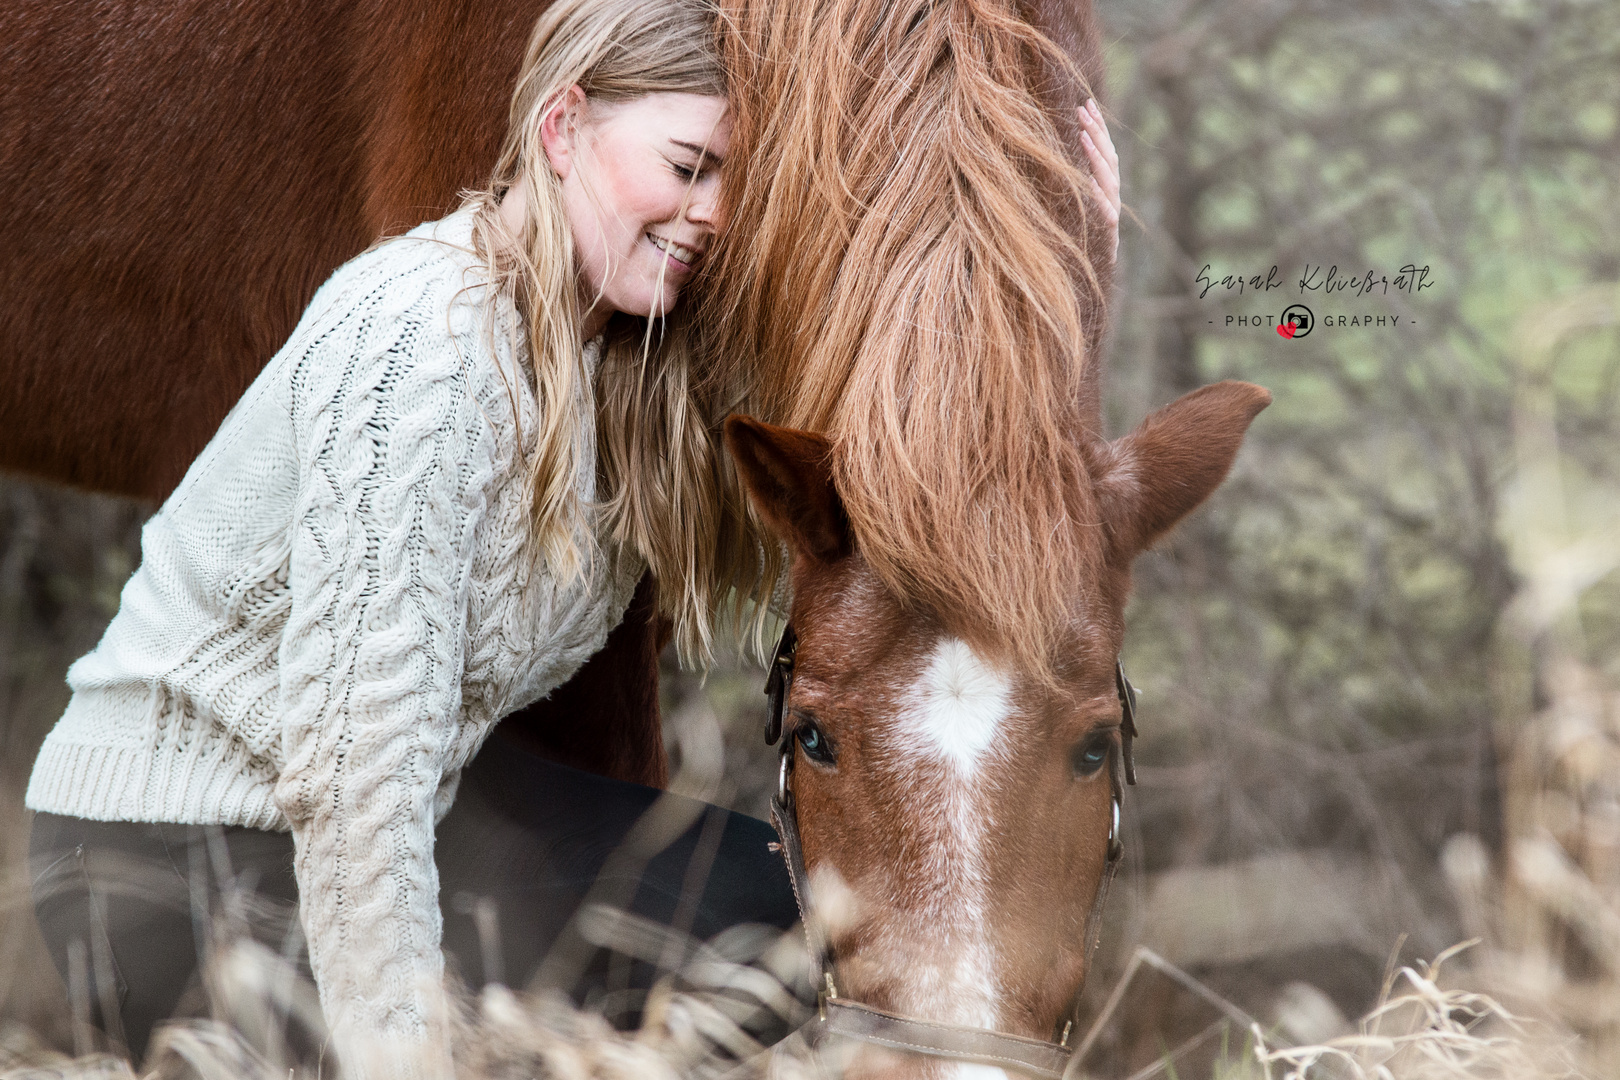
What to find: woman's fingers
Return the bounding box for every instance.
[1082,140,1118,218]
[1078,99,1120,261]
[1078,100,1120,217]
[1088,176,1116,223]
[1084,99,1119,172]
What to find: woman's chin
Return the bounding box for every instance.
[630,288,687,320]
[597,270,688,322]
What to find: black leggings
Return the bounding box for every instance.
[30,728,799,1062]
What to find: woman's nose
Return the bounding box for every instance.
[685,179,723,232]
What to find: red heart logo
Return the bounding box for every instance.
[1277,322,1297,339]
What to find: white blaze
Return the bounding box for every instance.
[889,638,1015,1030]
[946,1067,1012,1080]
[912,638,1011,775]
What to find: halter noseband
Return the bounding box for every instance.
[761,623,1138,1079]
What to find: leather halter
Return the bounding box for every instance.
[762,624,1138,1078]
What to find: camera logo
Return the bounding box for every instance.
[1277,304,1313,339]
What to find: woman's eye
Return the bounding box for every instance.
[1071,735,1111,777]
[796,723,836,765]
[670,163,698,180]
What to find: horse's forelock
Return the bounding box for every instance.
[702,0,1110,682]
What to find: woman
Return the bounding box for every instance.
[25,0,1123,1068]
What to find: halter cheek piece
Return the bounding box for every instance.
[762,623,1138,1079]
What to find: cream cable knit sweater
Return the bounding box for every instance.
[26,207,643,1053]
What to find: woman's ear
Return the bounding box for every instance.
[539,84,587,180]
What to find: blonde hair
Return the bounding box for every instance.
[467,0,777,666]
[700,0,1108,681]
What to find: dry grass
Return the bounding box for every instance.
[0,904,811,1080]
[0,932,1595,1080]
[1248,945,1580,1080]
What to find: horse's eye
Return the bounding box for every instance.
[796,723,836,765]
[1071,733,1111,777]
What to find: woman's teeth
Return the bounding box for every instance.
[649,234,700,266]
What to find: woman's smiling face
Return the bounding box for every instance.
[542,89,729,329]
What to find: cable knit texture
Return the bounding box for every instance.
[26,208,643,1054]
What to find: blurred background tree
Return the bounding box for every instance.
[0,0,1616,1071]
[1057,0,1620,1068]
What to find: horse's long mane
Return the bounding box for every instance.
[701,0,1110,674]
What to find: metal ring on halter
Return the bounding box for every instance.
[1106,795,1123,862]
[778,748,793,805]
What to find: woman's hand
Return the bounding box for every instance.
[1078,98,1120,263]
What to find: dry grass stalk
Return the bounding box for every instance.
[1249,946,1582,1080]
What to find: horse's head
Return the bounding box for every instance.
[725,379,1268,1076]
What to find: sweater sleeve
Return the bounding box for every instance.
[273,269,493,1068]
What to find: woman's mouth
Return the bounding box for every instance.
[648,233,701,271]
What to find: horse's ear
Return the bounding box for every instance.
[725,416,852,562]
[1094,381,1271,558]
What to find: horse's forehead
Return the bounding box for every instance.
[792,562,918,665]
[792,559,1121,704]
[798,560,896,621]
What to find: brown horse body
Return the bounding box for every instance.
[2,0,530,500]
